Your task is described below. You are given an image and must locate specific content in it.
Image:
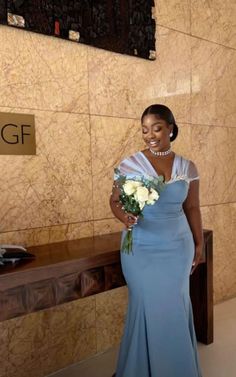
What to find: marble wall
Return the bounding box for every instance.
[0,286,128,377]
[0,0,235,308]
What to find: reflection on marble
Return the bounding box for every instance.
[0,221,93,247]
[88,26,191,123]
[0,25,88,113]
[155,0,190,33]
[190,125,236,205]
[201,203,236,304]
[191,38,236,127]
[191,0,236,49]
[0,108,93,232]
[96,286,128,353]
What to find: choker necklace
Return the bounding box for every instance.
[149,147,172,156]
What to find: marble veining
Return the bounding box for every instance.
[191,38,236,127]
[191,0,236,49]
[0,109,93,232]
[88,26,191,122]
[155,0,191,33]
[0,26,89,113]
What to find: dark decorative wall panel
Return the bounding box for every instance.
[0,0,156,60]
[0,0,7,23]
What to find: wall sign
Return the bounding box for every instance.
[0,112,36,155]
[0,0,156,60]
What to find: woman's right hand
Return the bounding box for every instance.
[123,212,139,229]
[109,181,139,228]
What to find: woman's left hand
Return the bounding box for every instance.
[190,245,203,275]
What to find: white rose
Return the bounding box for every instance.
[134,186,149,202]
[139,201,145,210]
[132,181,143,188]
[123,181,137,195]
[146,188,159,205]
[146,199,155,205]
[149,188,159,201]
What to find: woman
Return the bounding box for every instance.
[109,104,204,377]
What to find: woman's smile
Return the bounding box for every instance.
[148,140,160,147]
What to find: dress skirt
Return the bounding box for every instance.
[114,207,203,377]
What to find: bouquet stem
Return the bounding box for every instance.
[121,228,133,254]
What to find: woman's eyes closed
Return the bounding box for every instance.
[142,128,160,134]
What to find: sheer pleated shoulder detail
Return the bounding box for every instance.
[113,153,154,180]
[114,152,199,183]
[186,160,200,181]
[169,156,199,184]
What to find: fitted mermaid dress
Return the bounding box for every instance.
[113,151,203,377]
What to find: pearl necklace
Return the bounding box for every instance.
[149,147,172,156]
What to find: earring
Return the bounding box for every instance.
[170,132,173,137]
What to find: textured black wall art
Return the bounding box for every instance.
[0,0,156,60]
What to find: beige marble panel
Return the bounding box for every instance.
[190,125,236,205]
[191,0,236,49]
[91,115,192,220]
[40,297,96,375]
[5,296,96,377]
[96,286,128,353]
[0,221,93,247]
[0,321,9,377]
[88,26,191,123]
[155,0,190,33]
[94,218,124,236]
[170,122,192,157]
[66,221,94,241]
[7,311,45,377]
[191,38,236,127]
[201,203,236,304]
[0,108,93,231]
[0,25,88,113]
[91,115,145,220]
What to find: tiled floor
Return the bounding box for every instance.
[49,296,236,377]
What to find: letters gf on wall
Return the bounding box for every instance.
[0,112,36,155]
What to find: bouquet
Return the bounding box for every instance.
[114,168,165,254]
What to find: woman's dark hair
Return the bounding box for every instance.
[141,104,178,142]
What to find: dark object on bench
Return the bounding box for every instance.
[0,246,35,265]
[0,230,213,344]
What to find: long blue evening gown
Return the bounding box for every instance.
[113,151,203,377]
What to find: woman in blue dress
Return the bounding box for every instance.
[109,104,204,377]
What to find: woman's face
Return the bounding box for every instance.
[141,114,172,152]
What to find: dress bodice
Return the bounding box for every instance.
[114,151,199,218]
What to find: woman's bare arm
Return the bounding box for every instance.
[183,179,203,247]
[183,179,203,273]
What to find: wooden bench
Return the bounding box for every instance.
[0,230,213,344]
